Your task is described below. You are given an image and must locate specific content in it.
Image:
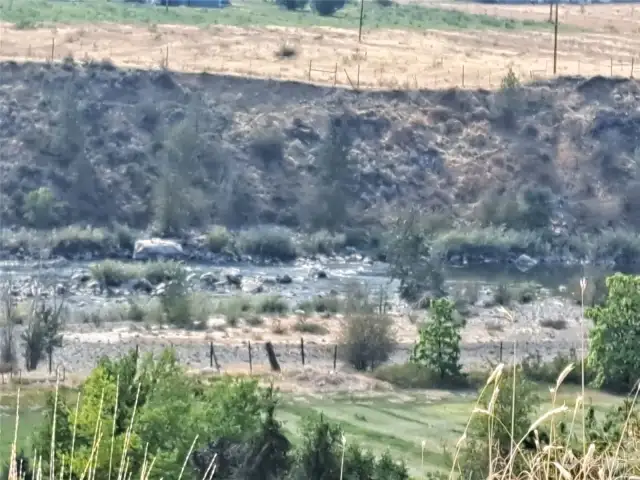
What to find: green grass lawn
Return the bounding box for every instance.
[0,0,549,31]
[0,383,625,475]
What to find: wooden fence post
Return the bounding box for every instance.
[265,342,281,372]
[300,337,305,366]
[248,341,253,374]
[333,345,338,371]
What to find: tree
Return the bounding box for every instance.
[22,296,65,372]
[385,208,445,303]
[340,285,396,371]
[410,298,462,381]
[585,272,640,392]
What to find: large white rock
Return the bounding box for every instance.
[133,238,184,260]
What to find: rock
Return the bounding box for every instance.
[129,278,153,294]
[242,280,264,294]
[514,254,538,272]
[133,238,184,260]
[475,288,496,308]
[276,274,292,285]
[224,269,243,288]
[314,269,328,279]
[186,273,198,283]
[200,272,219,286]
[55,284,67,296]
[262,277,277,286]
[72,272,91,284]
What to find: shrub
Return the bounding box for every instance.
[236,226,298,261]
[521,349,593,386]
[291,413,409,479]
[256,295,290,315]
[299,230,346,256]
[373,362,473,389]
[293,318,329,335]
[297,295,341,314]
[586,272,640,392]
[22,296,65,372]
[340,308,396,371]
[90,260,186,287]
[23,187,60,228]
[385,208,445,303]
[458,366,541,480]
[204,225,233,253]
[33,348,275,479]
[311,0,346,15]
[277,0,309,10]
[410,298,463,382]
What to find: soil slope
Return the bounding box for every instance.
[0,60,639,238]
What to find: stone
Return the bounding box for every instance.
[200,272,219,285]
[514,254,538,272]
[276,274,292,285]
[129,278,153,294]
[133,238,184,260]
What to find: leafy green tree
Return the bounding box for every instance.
[586,273,640,392]
[410,298,463,381]
[385,209,445,303]
[32,348,271,480]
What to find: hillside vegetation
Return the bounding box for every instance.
[0,61,640,262]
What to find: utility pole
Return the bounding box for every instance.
[553,0,559,75]
[358,0,365,43]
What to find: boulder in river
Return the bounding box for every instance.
[276,274,292,285]
[133,238,184,260]
[514,254,538,273]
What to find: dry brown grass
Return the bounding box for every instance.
[414,0,640,35]
[0,14,637,91]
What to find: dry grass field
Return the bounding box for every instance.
[0,1,637,89]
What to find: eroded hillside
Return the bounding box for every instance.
[0,60,639,239]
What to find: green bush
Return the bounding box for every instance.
[373,362,474,390]
[28,347,410,480]
[236,226,298,261]
[586,272,640,392]
[311,0,346,16]
[410,298,464,382]
[204,225,233,253]
[297,295,341,314]
[340,310,396,371]
[23,187,60,228]
[458,366,541,480]
[293,318,329,335]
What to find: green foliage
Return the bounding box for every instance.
[277,0,309,11]
[340,288,396,371]
[586,272,640,392]
[305,116,353,232]
[410,298,463,381]
[500,66,520,90]
[32,348,274,480]
[458,367,541,480]
[311,0,346,16]
[385,209,445,303]
[290,413,409,480]
[236,226,298,261]
[204,225,233,253]
[21,297,65,372]
[23,187,60,228]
